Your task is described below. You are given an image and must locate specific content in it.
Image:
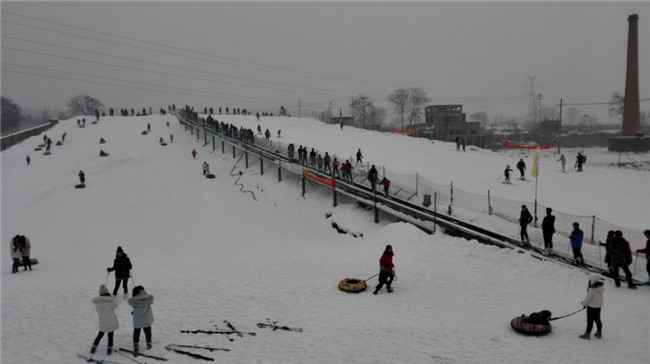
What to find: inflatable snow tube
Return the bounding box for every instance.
[206,174,215,179]
[338,278,367,293]
[510,316,552,336]
[18,258,38,266]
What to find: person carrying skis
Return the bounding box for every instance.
[569,223,584,265]
[516,158,526,180]
[504,165,513,184]
[636,230,650,284]
[107,246,133,296]
[367,165,378,191]
[607,231,637,289]
[128,285,154,356]
[90,284,119,356]
[541,207,555,255]
[202,161,210,176]
[373,245,395,295]
[579,274,604,340]
[519,205,533,247]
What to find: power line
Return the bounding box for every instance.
[561,99,650,106]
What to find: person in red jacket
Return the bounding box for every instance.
[373,245,395,295]
[380,177,390,197]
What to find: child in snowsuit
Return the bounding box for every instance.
[128,285,154,356]
[504,165,513,183]
[373,245,395,294]
[579,274,604,340]
[107,246,133,296]
[90,284,119,356]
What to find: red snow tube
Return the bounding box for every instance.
[511,316,552,336]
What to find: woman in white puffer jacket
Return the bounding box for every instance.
[579,274,604,340]
[90,284,119,356]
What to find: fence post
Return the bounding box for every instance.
[222,140,225,154]
[278,161,282,182]
[416,173,419,197]
[212,135,215,151]
[434,192,437,234]
[232,145,235,159]
[333,182,337,207]
[488,190,493,215]
[448,182,454,215]
[245,147,249,168]
[260,152,264,175]
[197,128,200,141]
[204,131,208,145]
[302,174,305,197]
[591,215,595,245]
[190,125,193,135]
[374,192,379,223]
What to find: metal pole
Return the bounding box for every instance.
[222,140,225,154]
[212,135,215,151]
[558,98,563,153]
[260,152,264,175]
[415,173,419,196]
[232,145,235,159]
[433,193,437,234]
[488,190,492,215]
[591,215,595,245]
[245,147,249,168]
[278,161,282,182]
[374,193,379,223]
[302,175,305,197]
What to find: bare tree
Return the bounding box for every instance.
[350,94,373,128]
[67,94,104,116]
[1,96,23,135]
[608,91,624,120]
[388,89,410,129]
[407,87,430,125]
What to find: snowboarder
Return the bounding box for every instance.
[26,155,30,166]
[607,231,636,289]
[516,158,526,180]
[79,170,86,187]
[570,222,584,265]
[519,205,533,247]
[191,149,197,159]
[202,161,210,176]
[368,165,378,191]
[90,284,119,356]
[558,154,566,172]
[99,150,109,157]
[356,148,363,164]
[380,176,391,197]
[636,230,650,284]
[107,246,133,296]
[10,235,23,274]
[504,165,513,184]
[542,208,555,255]
[128,285,154,356]
[373,245,395,294]
[579,274,604,340]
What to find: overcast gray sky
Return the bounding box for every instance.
[2,1,648,125]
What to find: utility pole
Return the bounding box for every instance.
[558,98,563,153]
[538,94,543,122]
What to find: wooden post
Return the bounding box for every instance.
[302,175,305,197]
[260,152,264,175]
[245,147,249,168]
[232,145,235,159]
[222,140,225,154]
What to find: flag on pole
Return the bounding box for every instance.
[531,152,539,179]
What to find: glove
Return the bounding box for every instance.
[107,267,112,272]
[637,249,643,253]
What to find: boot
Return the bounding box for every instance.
[90,345,97,355]
[373,289,379,295]
[594,331,602,339]
[386,287,393,293]
[147,342,152,350]
[579,333,590,340]
[107,347,113,355]
[133,343,139,357]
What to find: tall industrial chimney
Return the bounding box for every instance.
[622,14,640,136]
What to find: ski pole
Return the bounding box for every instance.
[549,307,585,321]
[105,271,110,286]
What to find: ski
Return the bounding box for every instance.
[180,329,234,341]
[164,345,214,361]
[118,348,167,361]
[114,350,146,364]
[166,344,230,352]
[257,318,303,332]
[77,353,127,364]
[223,320,243,337]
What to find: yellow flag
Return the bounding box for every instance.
[531,153,539,179]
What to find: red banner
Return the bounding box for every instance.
[504,140,550,150]
[303,168,336,188]
[392,127,418,135]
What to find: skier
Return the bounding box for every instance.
[90,284,119,356]
[147,123,151,133]
[10,235,23,274]
[636,230,650,284]
[62,132,67,142]
[191,149,197,159]
[202,161,210,176]
[107,246,133,297]
[264,129,271,141]
[79,170,86,187]
[257,124,262,135]
[461,138,466,152]
[367,165,378,191]
[541,208,555,255]
[504,165,513,184]
[95,109,100,121]
[519,205,533,247]
[579,274,604,340]
[607,231,637,289]
[277,129,281,138]
[356,148,363,164]
[373,245,395,294]
[380,176,391,197]
[569,222,584,265]
[26,155,31,166]
[128,285,154,356]
[516,158,526,180]
[558,154,566,172]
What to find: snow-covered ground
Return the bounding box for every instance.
[2,113,649,364]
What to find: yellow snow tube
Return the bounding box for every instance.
[338,278,367,293]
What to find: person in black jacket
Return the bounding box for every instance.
[516,158,526,180]
[519,205,533,247]
[367,165,378,191]
[107,246,133,296]
[541,207,555,255]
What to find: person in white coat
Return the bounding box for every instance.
[128,285,154,356]
[10,235,23,274]
[90,284,119,355]
[579,274,605,340]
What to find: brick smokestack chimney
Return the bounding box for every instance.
[622,14,640,136]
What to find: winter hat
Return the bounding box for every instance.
[589,274,604,284]
[116,246,124,254]
[99,284,109,295]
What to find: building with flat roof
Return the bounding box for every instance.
[421,105,483,146]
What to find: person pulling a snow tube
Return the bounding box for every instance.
[511,310,552,336]
[338,278,367,293]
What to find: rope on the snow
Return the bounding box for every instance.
[229,153,258,201]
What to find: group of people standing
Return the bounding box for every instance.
[91,246,154,358]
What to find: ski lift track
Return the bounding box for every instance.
[182,118,642,285]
